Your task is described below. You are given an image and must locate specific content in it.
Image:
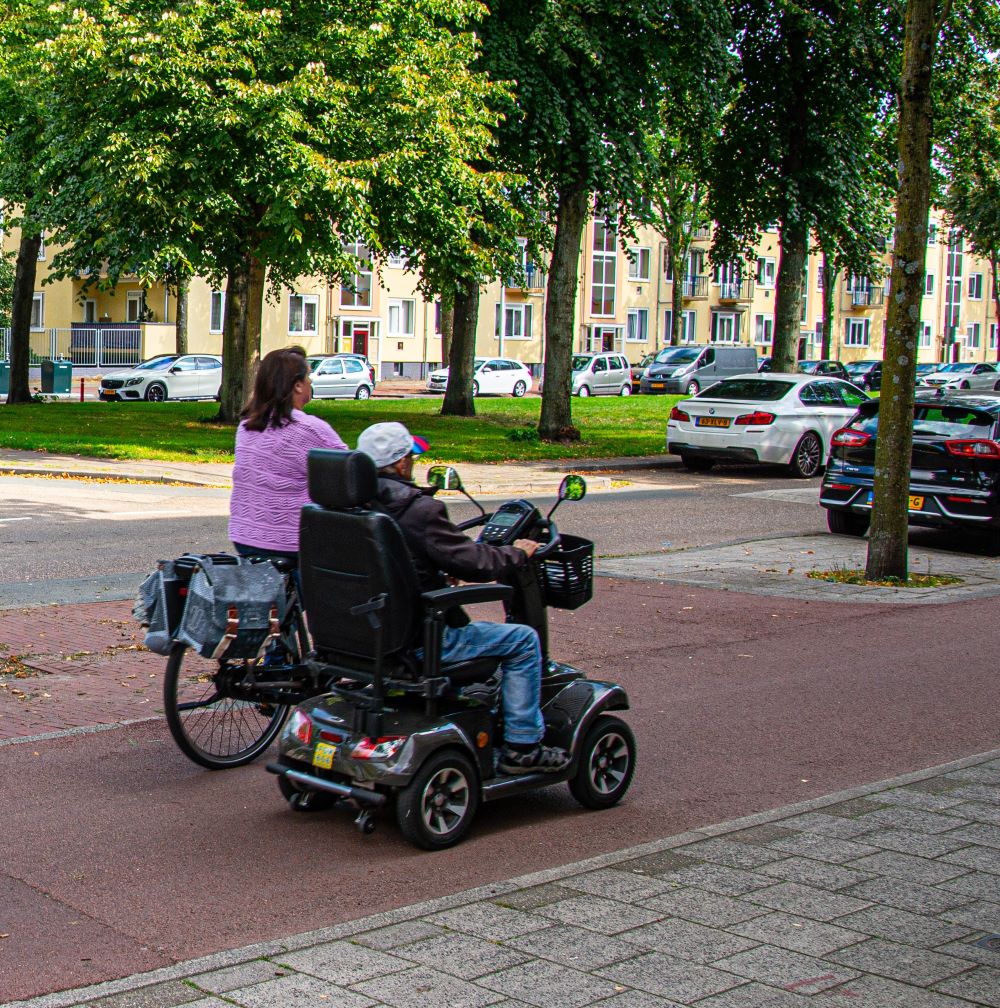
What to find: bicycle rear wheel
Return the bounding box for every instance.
[163,644,292,770]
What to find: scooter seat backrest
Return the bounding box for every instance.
[300,450,423,660]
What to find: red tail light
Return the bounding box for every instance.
[670,406,690,422]
[734,411,775,426]
[831,428,872,447]
[288,710,312,745]
[351,736,407,760]
[945,439,1000,457]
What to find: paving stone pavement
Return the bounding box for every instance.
[5,751,998,1008]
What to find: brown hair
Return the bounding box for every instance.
[241,346,308,431]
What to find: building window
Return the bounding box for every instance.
[756,257,776,288]
[434,300,442,334]
[968,273,983,300]
[966,323,981,348]
[626,308,648,342]
[662,309,673,341]
[681,310,697,343]
[661,247,674,282]
[990,323,998,351]
[844,318,871,347]
[126,291,145,322]
[387,298,415,338]
[924,273,935,296]
[289,293,319,334]
[754,314,773,346]
[919,322,932,348]
[387,252,408,269]
[590,218,617,316]
[37,234,46,261]
[83,299,97,324]
[711,312,738,343]
[30,293,44,330]
[714,261,743,299]
[210,291,225,333]
[928,223,937,245]
[341,240,372,308]
[627,247,650,282]
[495,302,532,340]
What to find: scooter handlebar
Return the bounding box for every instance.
[528,520,561,559]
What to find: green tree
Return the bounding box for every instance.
[710,1,894,373]
[479,0,732,440]
[32,0,503,421]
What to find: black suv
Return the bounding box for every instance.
[821,392,1000,545]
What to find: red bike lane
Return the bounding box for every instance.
[2,578,999,1002]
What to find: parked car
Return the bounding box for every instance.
[821,392,1000,544]
[571,352,632,396]
[630,352,656,392]
[843,359,882,391]
[666,373,870,478]
[641,345,758,395]
[425,357,533,397]
[915,362,940,379]
[99,355,223,402]
[306,355,375,399]
[917,361,1000,391]
[798,359,851,381]
[758,356,773,373]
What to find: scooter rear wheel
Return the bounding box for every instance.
[569,715,636,809]
[163,643,290,770]
[396,749,480,849]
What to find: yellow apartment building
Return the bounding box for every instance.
[3,210,996,378]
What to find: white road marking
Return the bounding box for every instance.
[0,516,34,523]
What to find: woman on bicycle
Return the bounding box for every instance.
[229,346,347,563]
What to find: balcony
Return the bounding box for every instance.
[682,275,709,299]
[842,286,885,310]
[505,268,546,293]
[718,279,755,303]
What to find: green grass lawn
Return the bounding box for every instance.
[0,395,683,464]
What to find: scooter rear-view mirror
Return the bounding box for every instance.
[547,474,587,519]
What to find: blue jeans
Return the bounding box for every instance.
[440,621,543,745]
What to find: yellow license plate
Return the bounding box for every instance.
[312,742,336,769]
[909,495,924,510]
[696,416,731,428]
[650,382,666,389]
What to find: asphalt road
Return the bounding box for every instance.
[2,467,999,1001]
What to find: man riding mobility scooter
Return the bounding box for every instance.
[267,449,636,849]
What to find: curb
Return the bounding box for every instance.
[7,745,998,1008]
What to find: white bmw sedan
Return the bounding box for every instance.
[426,357,533,397]
[666,373,870,478]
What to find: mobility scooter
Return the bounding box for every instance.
[267,449,636,849]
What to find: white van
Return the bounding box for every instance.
[571,352,632,396]
[640,345,759,395]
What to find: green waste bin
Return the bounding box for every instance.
[41,358,72,394]
[0,361,9,396]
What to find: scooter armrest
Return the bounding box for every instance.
[421,584,513,614]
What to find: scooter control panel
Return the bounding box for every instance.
[478,500,540,546]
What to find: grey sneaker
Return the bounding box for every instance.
[499,744,570,775]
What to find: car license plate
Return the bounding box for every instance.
[650,382,665,389]
[865,491,925,510]
[696,416,731,428]
[312,742,336,769]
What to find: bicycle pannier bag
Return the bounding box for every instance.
[134,556,200,656]
[176,555,287,660]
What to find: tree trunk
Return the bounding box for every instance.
[441,282,479,417]
[216,252,265,423]
[6,232,42,405]
[865,0,936,581]
[174,273,189,355]
[772,219,807,372]
[670,254,683,346]
[439,295,455,369]
[821,250,837,360]
[539,183,588,441]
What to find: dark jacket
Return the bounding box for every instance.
[373,474,526,604]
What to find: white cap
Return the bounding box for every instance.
[356,422,428,469]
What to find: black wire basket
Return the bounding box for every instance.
[537,534,594,610]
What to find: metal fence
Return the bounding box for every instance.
[0,328,143,367]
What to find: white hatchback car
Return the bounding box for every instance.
[666,373,870,478]
[99,354,223,402]
[307,355,374,399]
[426,357,533,397]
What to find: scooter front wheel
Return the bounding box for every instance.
[396,749,480,850]
[569,715,636,809]
[163,643,290,769]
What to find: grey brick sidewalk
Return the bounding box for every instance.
[8,750,999,1008]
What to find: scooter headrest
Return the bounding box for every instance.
[307,449,378,510]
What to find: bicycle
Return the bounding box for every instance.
[163,559,316,769]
